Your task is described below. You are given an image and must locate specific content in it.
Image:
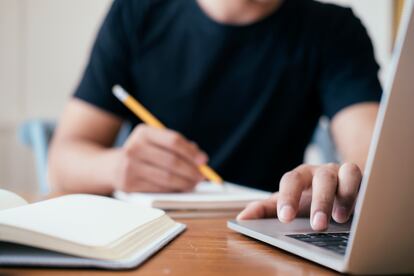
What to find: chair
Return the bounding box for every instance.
[18,120,131,194]
[309,117,339,164]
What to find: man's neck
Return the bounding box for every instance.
[196,0,282,25]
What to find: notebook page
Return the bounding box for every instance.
[114,181,271,204]
[0,194,164,247]
[0,189,28,211]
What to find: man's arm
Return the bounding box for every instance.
[48,99,207,195]
[48,99,124,195]
[237,102,379,230]
[331,103,378,169]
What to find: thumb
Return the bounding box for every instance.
[237,194,278,220]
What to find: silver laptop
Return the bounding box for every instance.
[228,1,414,274]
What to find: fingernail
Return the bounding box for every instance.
[334,206,348,222]
[279,205,295,222]
[312,211,327,230]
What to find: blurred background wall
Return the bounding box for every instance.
[0,0,397,194]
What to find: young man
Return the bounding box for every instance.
[48,0,381,231]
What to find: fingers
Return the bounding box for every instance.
[237,194,278,220]
[310,163,339,231]
[132,144,203,183]
[136,125,208,165]
[118,124,210,192]
[120,161,196,192]
[332,163,362,223]
[238,163,362,232]
[237,191,313,220]
[277,165,314,223]
[138,162,198,192]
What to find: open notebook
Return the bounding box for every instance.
[114,181,271,217]
[0,189,185,269]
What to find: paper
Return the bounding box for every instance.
[0,194,165,247]
[114,181,271,210]
[0,189,28,211]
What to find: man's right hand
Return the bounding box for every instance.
[113,124,208,193]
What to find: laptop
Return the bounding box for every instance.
[228,1,414,274]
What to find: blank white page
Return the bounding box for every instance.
[114,181,271,205]
[0,194,165,247]
[0,189,28,211]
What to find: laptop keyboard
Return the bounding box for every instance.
[286,232,350,255]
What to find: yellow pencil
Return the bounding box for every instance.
[112,85,223,185]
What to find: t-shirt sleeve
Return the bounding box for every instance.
[73,0,135,118]
[318,8,383,119]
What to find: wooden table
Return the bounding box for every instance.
[0,216,339,276]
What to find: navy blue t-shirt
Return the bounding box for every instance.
[74,0,382,191]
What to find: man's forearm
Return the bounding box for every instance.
[331,103,379,171]
[48,141,120,195]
